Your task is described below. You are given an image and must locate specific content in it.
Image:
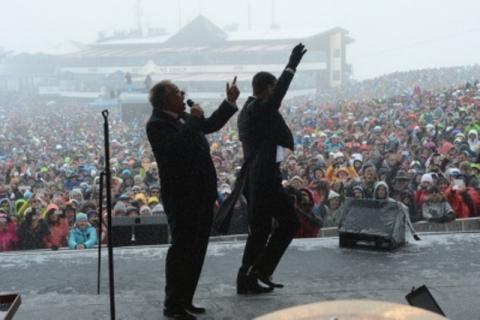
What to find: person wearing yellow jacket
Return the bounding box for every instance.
[325,152,358,183]
[16,194,47,224]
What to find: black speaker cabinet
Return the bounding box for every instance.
[338,198,406,250]
[111,216,168,247]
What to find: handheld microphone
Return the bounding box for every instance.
[186,99,195,108]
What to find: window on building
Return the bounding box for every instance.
[332,70,341,81]
[333,48,341,58]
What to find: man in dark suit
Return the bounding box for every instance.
[236,43,307,294]
[146,79,239,320]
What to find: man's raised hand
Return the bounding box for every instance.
[287,43,307,70]
[226,75,240,103]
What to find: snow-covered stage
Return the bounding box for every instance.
[1,232,479,320]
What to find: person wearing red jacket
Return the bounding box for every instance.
[414,173,434,214]
[294,188,322,238]
[43,204,70,249]
[444,184,479,218]
[444,166,480,218]
[0,212,18,251]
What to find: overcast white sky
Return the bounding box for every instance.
[1,0,479,79]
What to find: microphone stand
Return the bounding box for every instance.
[97,170,105,295]
[102,110,116,320]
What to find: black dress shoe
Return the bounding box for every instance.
[185,304,206,314]
[258,275,284,288]
[163,308,196,320]
[237,271,274,295]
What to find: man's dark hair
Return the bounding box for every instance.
[149,80,171,109]
[252,71,277,96]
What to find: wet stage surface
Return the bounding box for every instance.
[1,232,479,319]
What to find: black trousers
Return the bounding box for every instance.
[164,200,213,309]
[240,168,299,277]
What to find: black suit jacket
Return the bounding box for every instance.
[146,101,237,215]
[238,69,295,194]
[213,69,295,233]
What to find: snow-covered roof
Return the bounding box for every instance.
[93,28,342,47]
[96,34,171,46]
[226,29,322,42]
[89,16,350,48]
[41,40,86,55]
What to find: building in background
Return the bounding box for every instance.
[0,16,353,119]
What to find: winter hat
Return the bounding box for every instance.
[126,206,138,214]
[23,190,33,200]
[133,175,143,185]
[331,151,344,160]
[394,170,411,181]
[139,205,152,216]
[373,181,390,199]
[350,153,363,163]
[289,176,305,186]
[24,207,34,217]
[151,204,165,215]
[420,173,433,184]
[148,196,159,205]
[410,161,422,169]
[118,194,130,201]
[315,154,325,162]
[15,199,26,213]
[113,202,127,214]
[70,188,83,199]
[86,210,97,219]
[46,203,59,214]
[352,184,364,193]
[328,190,340,200]
[149,185,160,192]
[76,212,88,222]
[335,167,350,177]
[134,193,147,204]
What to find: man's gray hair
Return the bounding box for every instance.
[149,80,172,109]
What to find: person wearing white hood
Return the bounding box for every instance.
[373,181,420,241]
[467,129,480,154]
[349,153,363,174]
[322,190,344,228]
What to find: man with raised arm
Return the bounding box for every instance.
[236,43,307,294]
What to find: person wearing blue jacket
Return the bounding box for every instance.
[68,212,97,249]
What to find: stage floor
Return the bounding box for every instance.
[1,232,479,320]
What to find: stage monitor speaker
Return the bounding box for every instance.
[406,285,446,317]
[338,198,406,250]
[0,293,21,320]
[111,215,168,247]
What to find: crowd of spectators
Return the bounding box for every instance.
[0,66,479,251]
